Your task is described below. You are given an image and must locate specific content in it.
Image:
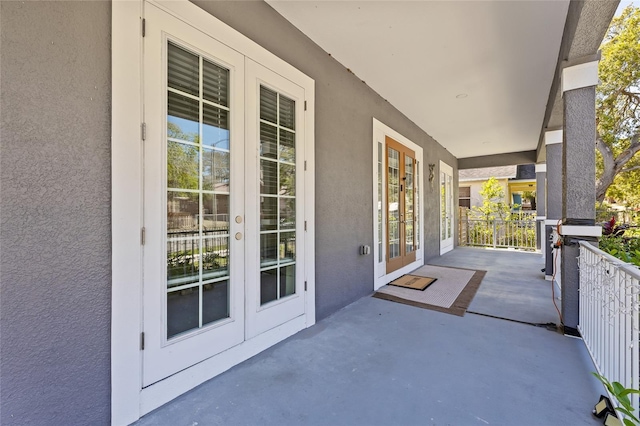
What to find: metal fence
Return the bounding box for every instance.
[597,208,640,225]
[579,241,640,417]
[461,218,537,250]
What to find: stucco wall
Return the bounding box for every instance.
[191,0,457,319]
[0,2,112,425]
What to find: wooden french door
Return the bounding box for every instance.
[386,136,416,273]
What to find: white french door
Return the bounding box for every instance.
[142,3,307,387]
[244,60,307,339]
[440,161,454,254]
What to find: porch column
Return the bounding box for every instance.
[544,130,562,282]
[535,163,546,252]
[560,57,601,334]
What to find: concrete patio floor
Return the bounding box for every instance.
[135,247,604,426]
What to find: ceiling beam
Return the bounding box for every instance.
[458,151,537,170]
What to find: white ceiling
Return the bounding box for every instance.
[266,0,570,159]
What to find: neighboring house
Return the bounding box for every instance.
[459,165,517,209]
[459,164,537,210]
[0,1,616,425]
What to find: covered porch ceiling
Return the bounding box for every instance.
[266,0,618,165]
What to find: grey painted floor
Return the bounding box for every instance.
[135,248,603,426]
[431,247,559,326]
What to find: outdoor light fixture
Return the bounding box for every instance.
[428,164,435,182]
[593,395,615,419]
[603,411,623,426]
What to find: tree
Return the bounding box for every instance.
[471,177,511,221]
[596,6,640,203]
[167,122,199,190]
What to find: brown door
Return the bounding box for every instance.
[386,136,417,273]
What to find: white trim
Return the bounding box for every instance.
[140,315,306,416]
[112,1,315,423]
[562,60,599,93]
[303,77,317,330]
[535,164,547,173]
[372,118,424,291]
[459,174,516,182]
[111,1,143,425]
[559,225,602,238]
[544,130,563,145]
[439,160,455,255]
[508,179,536,184]
[546,219,562,226]
[536,216,547,221]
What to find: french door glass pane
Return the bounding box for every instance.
[259,85,297,306]
[441,172,446,240]
[202,280,229,326]
[388,147,400,259]
[167,192,199,233]
[168,42,199,96]
[447,175,453,238]
[415,160,420,250]
[405,155,414,254]
[202,104,229,149]
[378,142,383,263]
[165,41,231,339]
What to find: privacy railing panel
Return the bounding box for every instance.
[579,241,640,415]
[463,219,536,250]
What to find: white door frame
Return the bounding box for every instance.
[440,160,454,254]
[112,1,315,424]
[372,119,424,290]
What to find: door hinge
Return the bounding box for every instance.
[141,332,145,350]
[304,221,307,231]
[304,160,307,171]
[141,122,146,141]
[141,227,146,245]
[304,100,307,111]
[304,281,308,291]
[142,18,146,37]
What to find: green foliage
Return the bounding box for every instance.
[471,177,511,221]
[522,190,536,201]
[597,6,640,207]
[593,372,640,426]
[167,122,199,190]
[599,235,640,267]
[599,6,640,143]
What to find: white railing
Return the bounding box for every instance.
[464,219,537,250]
[579,241,640,415]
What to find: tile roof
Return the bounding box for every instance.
[459,165,517,181]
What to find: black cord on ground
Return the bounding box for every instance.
[467,311,559,332]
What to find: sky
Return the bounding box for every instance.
[616,1,635,16]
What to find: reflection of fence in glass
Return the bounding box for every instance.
[463,219,536,250]
[167,229,229,288]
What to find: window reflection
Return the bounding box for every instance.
[258,86,297,305]
[165,41,232,339]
